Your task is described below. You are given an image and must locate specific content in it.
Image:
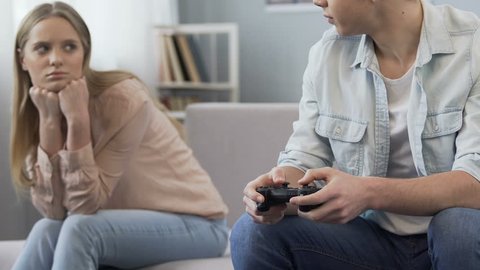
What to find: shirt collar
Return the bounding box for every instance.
[351,1,455,69]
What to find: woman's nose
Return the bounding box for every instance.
[49,49,63,67]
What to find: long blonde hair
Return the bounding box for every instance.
[11,1,183,190]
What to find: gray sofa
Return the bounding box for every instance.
[0,102,299,270]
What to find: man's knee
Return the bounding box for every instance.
[428,208,480,268]
[429,208,480,244]
[230,213,282,253]
[230,213,259,250]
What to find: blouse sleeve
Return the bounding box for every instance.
[30,147,67,219]
[58,99,151,214]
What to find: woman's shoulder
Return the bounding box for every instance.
[96,78,150,109]
[101,78,150,101]
[90,78,152,125]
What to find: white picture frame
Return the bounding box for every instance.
[265,0,319,13]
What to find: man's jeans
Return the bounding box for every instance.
[12,210,228,270]
[230,208,480,270]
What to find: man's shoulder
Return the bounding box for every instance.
[309,27,363,62]
[313,28,362,48]
[429,4,480,33]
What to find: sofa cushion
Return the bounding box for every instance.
[185,102,299,227]
[138,256,233,270]
[0,240,24,270]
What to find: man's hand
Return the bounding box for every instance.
[290,167,371,224]
[243,167,293,224]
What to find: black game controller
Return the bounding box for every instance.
[256,183,321,212]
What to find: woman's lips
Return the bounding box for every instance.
[47,72,67,80]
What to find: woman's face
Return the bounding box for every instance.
[20,16,84,92]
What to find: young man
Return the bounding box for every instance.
[231,0,480,269]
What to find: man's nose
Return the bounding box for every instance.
[313,0,327,8]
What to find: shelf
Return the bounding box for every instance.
[157,82,234,91]
[155,23,238,35]
[168,111,186,120]
[154,23,239,119]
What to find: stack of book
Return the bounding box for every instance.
[157,33,211,111]
[158,34,209,84]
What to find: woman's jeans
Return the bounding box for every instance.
[12,209,228,270]
[231,207,480,270]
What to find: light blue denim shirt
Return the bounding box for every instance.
[278,2,480,234]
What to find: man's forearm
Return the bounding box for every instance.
[367,170,480,216]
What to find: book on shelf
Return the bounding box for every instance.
[157,33,210,84]
[158,34,173,82]
[187,35,209,82]
[174,34,201,83]
[172,35,191,82]
[164,34,184,82]
[159,95,201,111]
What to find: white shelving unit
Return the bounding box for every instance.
[154,23,239,120]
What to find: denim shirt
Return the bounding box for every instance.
[278,3,480,234]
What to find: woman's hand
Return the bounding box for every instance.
[243,167,291,224]
[58,77,91,151]
[29,86,61,120]
[58,77,90,123]
[290,167,371,224]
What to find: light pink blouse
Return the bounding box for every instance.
[28,79,228,220]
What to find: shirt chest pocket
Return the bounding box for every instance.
[315,114,368,175]
[422,110,462,173]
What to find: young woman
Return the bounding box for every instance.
[231,0,480,269]
[11,2,228,269]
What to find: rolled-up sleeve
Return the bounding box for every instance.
[278,44,334,171]
[452,29,480,181]
[453,80,480,181]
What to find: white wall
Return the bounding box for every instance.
[0,0,39,240]
[179,0,480,103]
[13,0,178,90]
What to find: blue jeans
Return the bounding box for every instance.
[12,210,228,270]
[230,208,480,270]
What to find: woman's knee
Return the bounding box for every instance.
[59,214,100,240]
[29,218,63,243]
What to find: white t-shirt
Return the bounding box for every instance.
[367,64,432,235]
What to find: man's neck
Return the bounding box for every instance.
[370,1,424,78]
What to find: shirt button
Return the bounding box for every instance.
[434,125,439,132]
[335,127,342,135]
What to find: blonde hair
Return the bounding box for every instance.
[11,1,183,191]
